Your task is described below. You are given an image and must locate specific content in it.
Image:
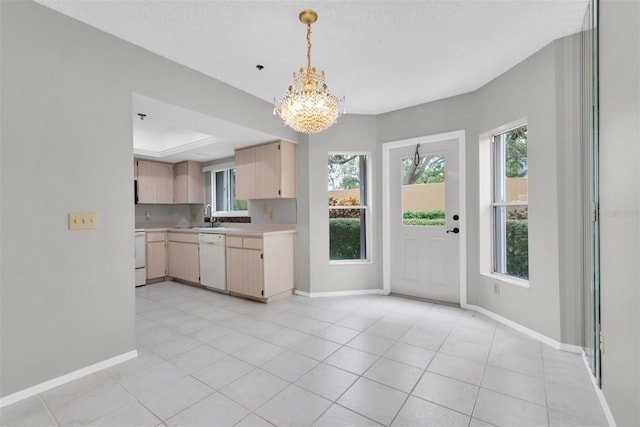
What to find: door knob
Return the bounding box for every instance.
[446,228,460,234]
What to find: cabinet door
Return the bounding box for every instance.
[173,161,204,204]
[187,161,205,204]
[255,143,281,199]
[262,233,295,298]
[243,249,263,298]
[168,242,200,283]
[279,141,297,198]
[136,160,157,203]
[235,147,255,200]
[173,161,188,204]
[226,247,244,293]
[146,241,166,280]
[156,162,174,204]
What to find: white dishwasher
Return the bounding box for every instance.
[134,231,146,287]
[198,233,226,291]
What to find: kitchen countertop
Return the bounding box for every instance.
[137,224,297,237]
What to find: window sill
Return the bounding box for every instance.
[213,211,249,217]
[329,260,373,266]
[481,272,530,289]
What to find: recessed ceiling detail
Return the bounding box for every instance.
[131,93,279,163]
[133,131,223,158]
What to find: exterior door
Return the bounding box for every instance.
[389,138,461,303]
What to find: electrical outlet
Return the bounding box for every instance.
[269,211,274,220]
[263,204,268,214]
[68,212,97,230]
[145,211,151,220]
[191,213,197,220]
[493,282,500,295]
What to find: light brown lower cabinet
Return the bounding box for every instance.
[167,232,200,284]
[226,247,263,298]
[146,232,167,282]
[226,233,295,302]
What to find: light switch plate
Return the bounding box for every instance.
[69,212,97,230]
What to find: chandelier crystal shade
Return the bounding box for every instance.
[274,10,345,134]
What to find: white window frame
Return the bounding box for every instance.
[328,152,372,264]
[203,162,249,217]
[479,119,529,289]
[491,124,529,285]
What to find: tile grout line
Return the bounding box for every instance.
[386,304,459,426]
[37,395,61,427]
[468,319,498,426]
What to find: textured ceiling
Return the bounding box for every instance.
[35,0,588,115]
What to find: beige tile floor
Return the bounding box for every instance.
[0,281,609,426]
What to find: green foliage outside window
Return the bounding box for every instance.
[329,218,362,260]
[506,220,529,279]
[402,209,445,225]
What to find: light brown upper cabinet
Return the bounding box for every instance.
[174,160,204,204]
[136,159,174,204]
[235,140,296,200]
[235,147,256,201]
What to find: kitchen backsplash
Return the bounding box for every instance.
[135,204,192,227]
[135,198,297,228]
[248,199,297,224]
[217,216,251,223]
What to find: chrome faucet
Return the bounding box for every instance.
[204,204,219,227]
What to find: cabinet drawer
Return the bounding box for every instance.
[226,236,243,248]
[243,237,262,250]
[146,232,166,243]
[167,232,198,244]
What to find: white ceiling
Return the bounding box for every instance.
[132,94,278,163]
[35,0,589,162]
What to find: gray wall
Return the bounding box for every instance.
[599,0,640,425]
[0,1,298,398]
[378,38,583,342]
[554,34,585,346]
[303,115,382,293]
[474,42,562,342]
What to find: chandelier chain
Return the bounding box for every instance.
[306,22,312,75]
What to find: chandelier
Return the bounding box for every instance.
[274,10,345,134]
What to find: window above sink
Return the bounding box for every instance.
[203,162,249,217]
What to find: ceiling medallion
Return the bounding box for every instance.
[274,10,345,134]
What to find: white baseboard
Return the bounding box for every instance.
[580,353,617,427]
[295,289,385,298]
[465,304,615,427]
[0,350,138,408]
[464,304,582,354]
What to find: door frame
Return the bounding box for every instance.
[382,130,467,306]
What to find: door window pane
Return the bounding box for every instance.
[402,153,446,226]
